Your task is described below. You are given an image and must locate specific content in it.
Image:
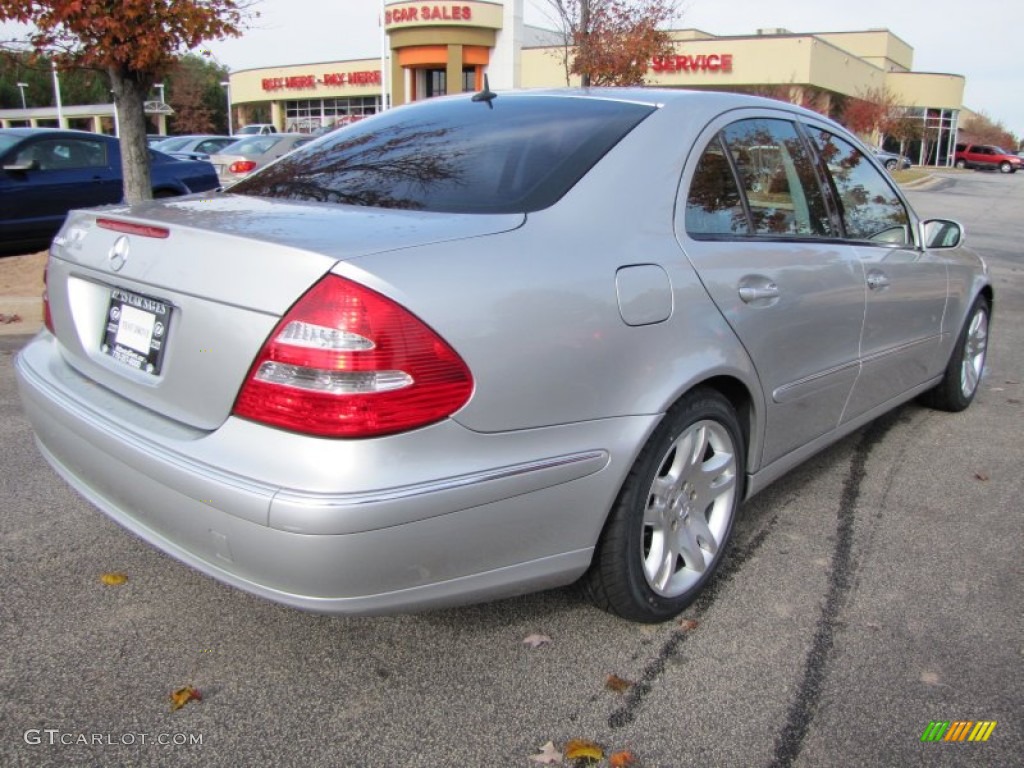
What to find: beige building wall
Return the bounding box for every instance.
[814,30,914,72]
[524,34,891,99]
[885,71,965,109]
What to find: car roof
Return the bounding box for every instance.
[0,127,115,140]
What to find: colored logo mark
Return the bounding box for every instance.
[921,721,997,742]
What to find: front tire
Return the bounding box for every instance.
[584,389,744,622]
[999,161,1013,174]
[920,295,990,412]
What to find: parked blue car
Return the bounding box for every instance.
[0,128,219,251]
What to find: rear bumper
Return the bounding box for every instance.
[15,335,656,614]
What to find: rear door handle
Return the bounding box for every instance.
[738,283,780,303]
[866,270,891,291]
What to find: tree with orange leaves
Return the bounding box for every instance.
[543,0,678,87]
[1,1,254,203]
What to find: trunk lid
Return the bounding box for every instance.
[46,194,523,430]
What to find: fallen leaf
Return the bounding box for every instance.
[605,674,634,693]
[610,750,636,767]
[678,618,699,632]
[1008,398,1021,404]
[100,572,128,586]
[529,740,563,764]
[523,633,552,649]
[170,685,202,711]
[974,471,990,481]
[564,739,604,762]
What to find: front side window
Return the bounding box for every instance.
[231,94,655,213]
[808,129,910,245]
[17,138,107,170]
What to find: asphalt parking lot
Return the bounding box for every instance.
[1,171,1021,767]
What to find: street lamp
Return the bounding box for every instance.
[16,82,29,109]
[220,81,232,135]
[153,82,165,104]
[51,61,65,127]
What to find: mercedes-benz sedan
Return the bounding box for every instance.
[15,90,991,622]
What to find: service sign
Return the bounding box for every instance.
[650,54,734,74]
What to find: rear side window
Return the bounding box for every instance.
[230,95,655,213]
[721,119,832,237]
[685,118,833,238]
[685,135,747,235]
[807,129,910,245]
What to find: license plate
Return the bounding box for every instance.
[101,288,172,375]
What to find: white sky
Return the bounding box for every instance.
[6,0,1022,138]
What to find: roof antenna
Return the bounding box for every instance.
[471,74,497,108]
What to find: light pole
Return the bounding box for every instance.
[51,61,65,127]
[16,82,29,109]
[220,81,232,135]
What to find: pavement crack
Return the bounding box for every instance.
[768,413,900,768]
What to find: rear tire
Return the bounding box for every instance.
[954,159,967,169]
[584,389,744,623]
[920,295,989,412]
[885,159,898,171]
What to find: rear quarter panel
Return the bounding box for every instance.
[338,99,762,439]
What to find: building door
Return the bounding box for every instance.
[424,69,446,98]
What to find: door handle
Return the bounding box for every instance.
[738,283,780,303]
[866,271,891,291]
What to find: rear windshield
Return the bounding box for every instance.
[229,94,655,213]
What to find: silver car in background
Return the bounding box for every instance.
[207,133,311,186]
[15,89,991,622]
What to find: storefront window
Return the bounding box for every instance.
[284,97,381,133]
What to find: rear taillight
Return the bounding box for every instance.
[232,275,473,438]
[42,260,54,334]
[228,160,257,175]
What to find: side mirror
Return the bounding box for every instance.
[3,160,38,172]
[921,219,963,249]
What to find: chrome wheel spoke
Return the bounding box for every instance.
[694,451,736,500]
[686,509,718,556]
[646,533,675,591]
[675,522,706,573]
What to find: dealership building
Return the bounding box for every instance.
[0,1,966,165]
[224,1,966,165]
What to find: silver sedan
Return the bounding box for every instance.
[15,89,991,622]
[207,133,311,185]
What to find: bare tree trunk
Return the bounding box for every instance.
[109,68,153,205]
